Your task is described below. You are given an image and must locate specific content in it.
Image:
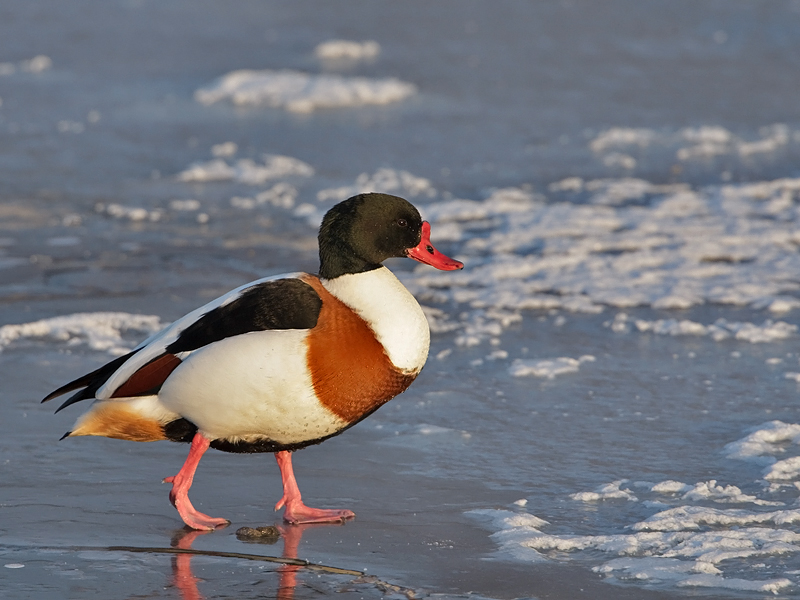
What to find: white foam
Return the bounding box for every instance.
[570,480,638,502]
[679,480,781,506]
[0,55,52,76]
[420,306,460,334]
[471,423,800,592]
[317,168,436,202]
[633,505,800,532]
[176,157,234,182]
[177,154,313,184]
[676,126,735,160]
[230,183,298,210]
[450,309,521,348]
[595,556,719,580]
[315,40,380,61]
[588,124,796,164]
[210,141,238,157]
[764,457,800,482]
[602,153,637,169]
[194,69,415,112]
[470,508,550,531]
[597,558,791,593]
[678,574,792,593]
[169,199,201,211]
[650,480,693,494]
[585,178,687,206]
[95,203,162,222]
[681,125,733,145]
[472,504,800,591]
[548,177,584,193]
[20,55,52,73]
[0,312,163,356]
[589,128,658,153]
[609,313,798,343]
[435,348,452,360]
[724,420,800,464]
[405,178,800,340]
[738,124,791,157]
[509,355,595,379]
[768,297,800,313]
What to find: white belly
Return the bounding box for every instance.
[158,330,347,444]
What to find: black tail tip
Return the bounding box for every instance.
[59,431,72,441]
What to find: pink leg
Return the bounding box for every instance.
[273,451,355,525]
[163,432,230,531]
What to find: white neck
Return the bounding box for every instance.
[322,267,430,373]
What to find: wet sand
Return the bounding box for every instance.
[0,311,734,599]
[3,1,800,597]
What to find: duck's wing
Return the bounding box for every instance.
[42,273,322,412]
[40,350,139,405]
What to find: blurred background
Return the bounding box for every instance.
[3,2,800,599]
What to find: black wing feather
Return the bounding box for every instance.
[42,349,139,405]
[166,278,322,354]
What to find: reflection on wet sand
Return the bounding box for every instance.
[171,529,211,600]
[170,523,339,600]
[275,524,309,600]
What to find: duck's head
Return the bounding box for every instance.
[318,193,463,280]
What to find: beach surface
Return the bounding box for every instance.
[3,2,800,598]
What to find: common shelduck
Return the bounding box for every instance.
[43,193,463,529]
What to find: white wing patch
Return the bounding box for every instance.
[96,272,301,400]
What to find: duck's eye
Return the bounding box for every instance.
[397,218,408,227]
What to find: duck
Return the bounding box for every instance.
[42,192,463,530]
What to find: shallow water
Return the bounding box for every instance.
[3,1,800,598]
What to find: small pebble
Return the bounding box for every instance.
[236,525,281,544]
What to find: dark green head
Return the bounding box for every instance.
[318,193,462,280]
